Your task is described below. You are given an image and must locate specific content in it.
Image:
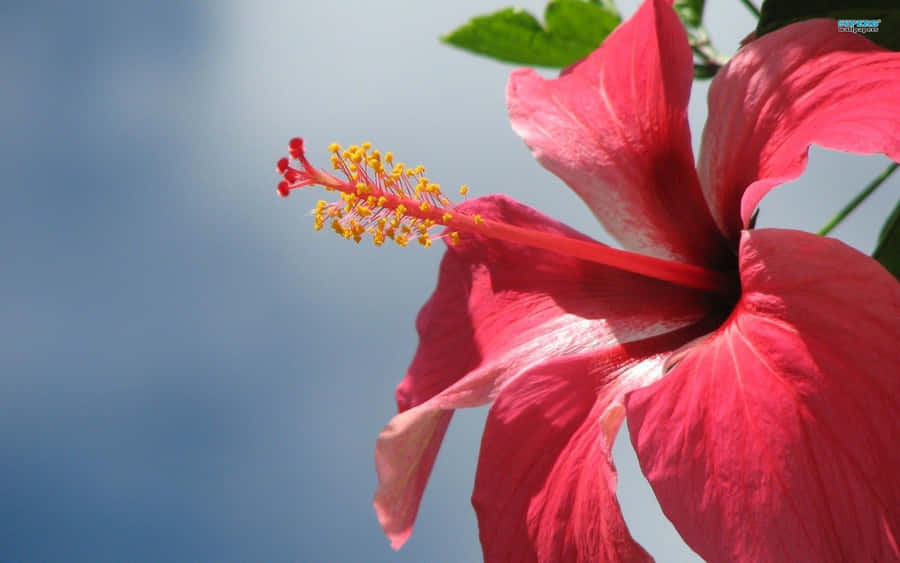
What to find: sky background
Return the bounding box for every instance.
[2,1,897,562]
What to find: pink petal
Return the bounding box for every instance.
[375,194,713,548]
[474,329,714,563]
[507,0,727,266]
[626,228,900,562]
[698,20,900,241]
[473,353,653,562]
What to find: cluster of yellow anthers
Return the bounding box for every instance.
[277,138,474,248]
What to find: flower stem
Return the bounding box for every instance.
[817,162,899,236]
[738,0,760,18]
[689,26,729,78]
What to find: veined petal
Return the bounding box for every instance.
[375,195,712,548]
[473,353,653,563]
[473,330,713,563]
[699,20,900,241]
[507,0,727,266]
[627,229,900,562]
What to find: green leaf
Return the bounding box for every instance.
[756,0,900,50]
[674,0,706,29]
[442,0,621,68]
[693,62,720,79]
[873,199,900,281]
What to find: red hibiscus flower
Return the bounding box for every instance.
[276,0,900,560]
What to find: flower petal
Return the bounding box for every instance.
[507,0,727,266]
[699,20,900,241]
[473,353,657,563]
[626,228,900,562]
[374,194,713,548]
[474,324,717,563]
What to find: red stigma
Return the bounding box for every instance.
[274,137,323,197]
[288,138,304,159]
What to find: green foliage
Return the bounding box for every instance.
[441,0,620,68]
[756,0,900,50]
[674,0,706,29]
[873,199,900,281]
[692,62,720,78]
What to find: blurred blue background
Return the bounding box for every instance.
[1,1,896,561]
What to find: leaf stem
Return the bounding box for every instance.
[738,0,760,18]
[817,162,899,236]
[688,26,729,77]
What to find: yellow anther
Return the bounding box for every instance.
[350,220,364,243]
[306,140,470,251]
[473,214,484,225]
[459,185,469,196]
[449,232,460,245]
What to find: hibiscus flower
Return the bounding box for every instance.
[276,0,900,560]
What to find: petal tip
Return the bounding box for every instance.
[374,499,413,550]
